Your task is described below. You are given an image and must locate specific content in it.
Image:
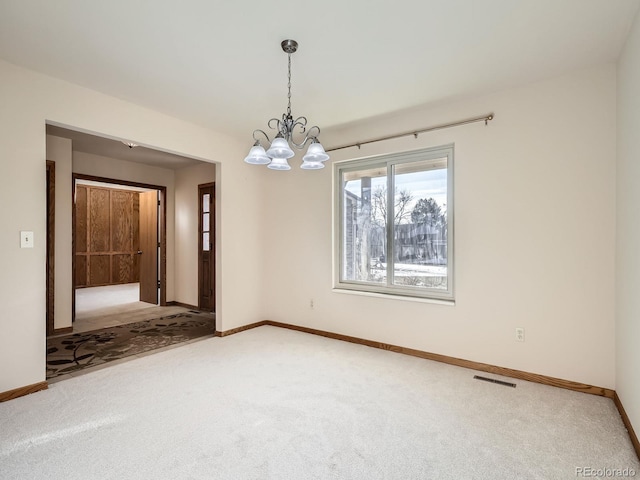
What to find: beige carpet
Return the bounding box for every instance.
[2,326,638,479]
[75,283,143,318]
[73,284,187,333]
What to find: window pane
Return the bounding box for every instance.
[203,232,210,251]
[342,166,387,284]
[203,212,210,232]
[392,158,448,290]
[202,193,210,213]
[336,145,453,300]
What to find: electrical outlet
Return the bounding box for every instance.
[310,299,314,309]
[515,327,525,342]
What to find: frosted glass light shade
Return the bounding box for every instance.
[302,141,329,163]
[266,137,295,159]
[244,144,271,165]
[300,159,325,170]
[267,157,291,170]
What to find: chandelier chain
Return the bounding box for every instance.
[287,53,292,117]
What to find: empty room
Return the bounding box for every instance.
[1,1,640,478]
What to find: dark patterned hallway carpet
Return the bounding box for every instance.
[46,311,215,379]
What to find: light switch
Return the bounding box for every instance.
[20,231,34,248]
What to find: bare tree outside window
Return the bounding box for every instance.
[371,187,414,227]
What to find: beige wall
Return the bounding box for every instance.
[175,162,217,307]
[45,135,73,330]
[0,50,627,403]
[0,58,264,394]
[616,9,640,440]
[261,64,617,389]
[73,151,177,301]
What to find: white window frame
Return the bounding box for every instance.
[333,144,454,301]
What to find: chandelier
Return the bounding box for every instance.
[244,39,329,171]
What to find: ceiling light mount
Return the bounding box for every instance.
[280,39,298,54]
[244,39,329,171]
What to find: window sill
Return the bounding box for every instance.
[331,288,455,306]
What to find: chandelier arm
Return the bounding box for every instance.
[288,138,305,149]
[290,133,321,149]
[293,116,308,128]
[287,117,309,149]
[267,117,284,133]
[252,129,272,144]
[305,125,321,138]
[289,137,313,149]
[290,122,323,149]
[291,117,308,136]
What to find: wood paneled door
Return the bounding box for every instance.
[199,183,215,312]
[75,185,140,287]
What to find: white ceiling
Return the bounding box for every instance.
[2,0,639,143]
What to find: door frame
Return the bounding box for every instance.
[198,182,215,312]
[46,161,55,335]
[72,173,168,321]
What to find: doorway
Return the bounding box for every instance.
[198,183,215,312]
[72,174,168,327]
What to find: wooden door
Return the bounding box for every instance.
[139,190,158,304]
[74,185,140,287]
[198,184,215,311]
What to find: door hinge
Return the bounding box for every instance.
[157,281,161,288]
[157,242,161,248]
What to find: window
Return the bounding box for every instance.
[334,145,454,301]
